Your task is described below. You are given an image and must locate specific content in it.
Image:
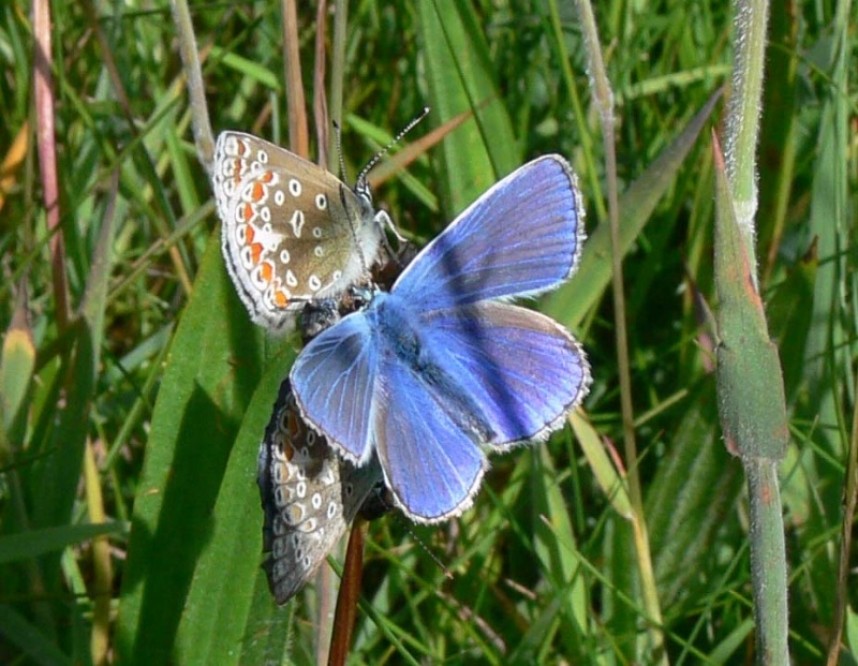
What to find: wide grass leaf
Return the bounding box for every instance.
[116,235,272,664]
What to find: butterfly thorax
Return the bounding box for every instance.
[369,292,496,442]
[369,292,421,362]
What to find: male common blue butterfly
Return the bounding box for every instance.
[290,155,591,523]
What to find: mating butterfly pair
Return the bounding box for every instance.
[212,131,591,600]
[256,254,411,604]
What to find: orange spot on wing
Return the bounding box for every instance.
[251,181,265,201]
[244,224,255,244]
[259,261,273,282]
[260,170,274,183]
[240,203,254,222]
[251,244,264,266]
[273,290,289,308]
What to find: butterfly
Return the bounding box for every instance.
[257,378,387,604]
[289,155,591,523]
[212,131,391,331]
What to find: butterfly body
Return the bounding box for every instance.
[291,155,591,523]
[372,291,499,439]
[212,131,389,331]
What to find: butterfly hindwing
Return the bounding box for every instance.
[372,354,487,522]
[419,301,590,448]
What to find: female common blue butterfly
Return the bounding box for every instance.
[290,155,591,523]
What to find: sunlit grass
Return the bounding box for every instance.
[0,1,854,664]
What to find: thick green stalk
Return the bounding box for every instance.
[715,1,791,662]
[745,460,789,663]
[713,133,789,663]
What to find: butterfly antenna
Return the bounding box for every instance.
[332,119,349,184]
[395,516,454,580]
[356,106,430,188]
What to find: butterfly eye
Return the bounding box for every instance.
[355,178,373,205]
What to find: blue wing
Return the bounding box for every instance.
[393,156,584,312]
[419,301,590,447]
[290,313,379,464]
[372,356,487,523]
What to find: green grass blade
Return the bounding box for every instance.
[417,0,519,213]
[0,317,35,439]
[115,237,269,664]
[0,523,127,565]
[175,348,295,665]
[543,90,721,329]
[0,604,73,666]
[645,384,744,608]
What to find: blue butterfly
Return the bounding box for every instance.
[290,155,591,523]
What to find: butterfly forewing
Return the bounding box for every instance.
[392,155,585,312]
[289,313,379,465]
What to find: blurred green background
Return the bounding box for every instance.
[0,1,855,664]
